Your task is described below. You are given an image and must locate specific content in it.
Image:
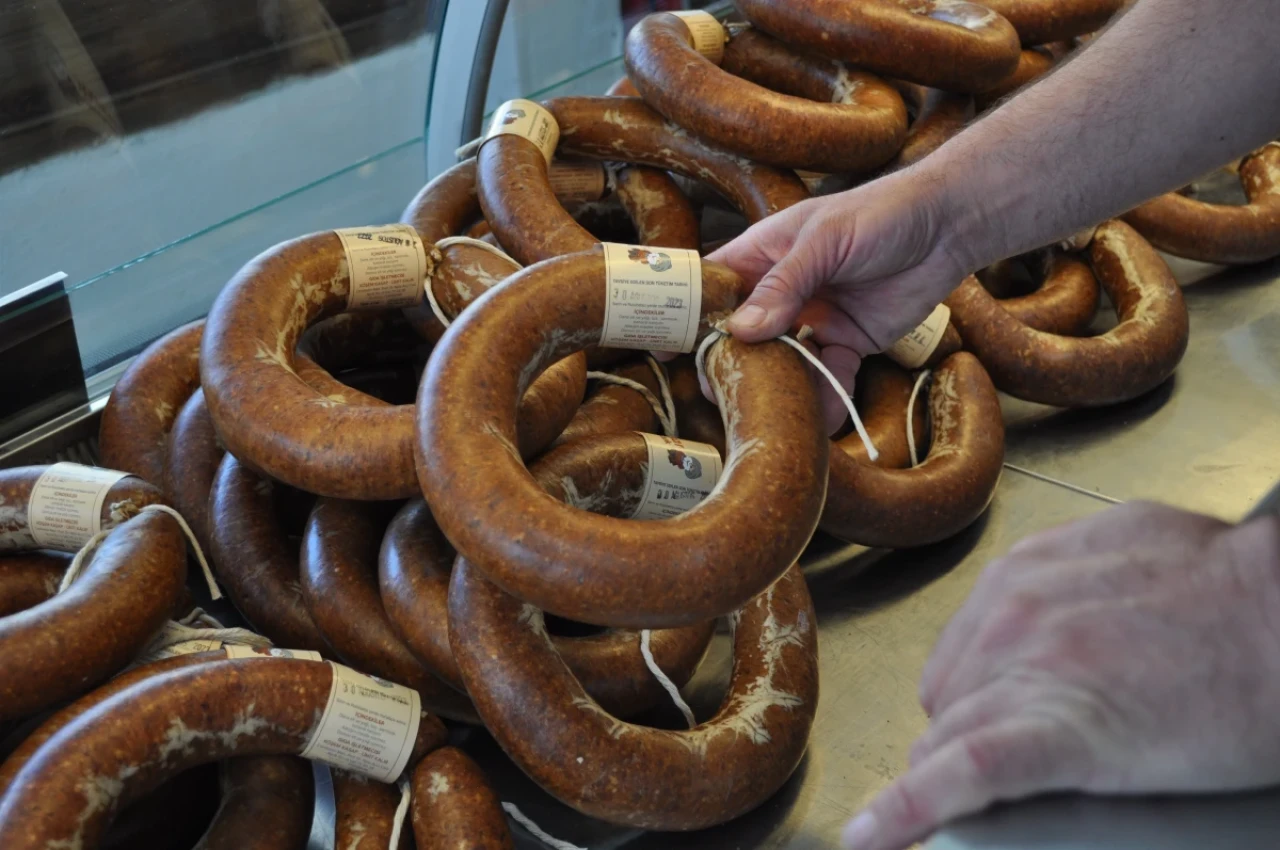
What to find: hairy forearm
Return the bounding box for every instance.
[920,0,1280,273]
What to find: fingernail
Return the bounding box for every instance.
[842,811,878,849]
[730,304,766,331]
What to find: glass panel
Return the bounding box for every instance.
[0,0,443,374]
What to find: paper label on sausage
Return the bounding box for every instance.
[224,645,324,661]
[482,98,559,166]
[885,304,951,369]
[28,463,130,551]
[600,243,702,353]
[335,225,428,311]
[549,159,608,202]
[672,11,726,64]
[632,434,723,520]
[300,662,422,783]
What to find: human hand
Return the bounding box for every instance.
[841,502,1280,849]
[707,170,968,433]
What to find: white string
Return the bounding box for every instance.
[422,236,523,331]
[502,803,588,850]
[644,354,678,437]
[388,778,411,850]
[57,527,111,593]
[585,372,675,437]
[455,136,482,161]
[906,370,931,468]
[143,621,272,655]
[639,629,696,728]
[696,325,878,462]
[141,504,223,600]
[177,607,225,629]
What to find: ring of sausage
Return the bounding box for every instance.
[411,748,514,850]
[416,249,828,629]
[0,505,186,722]
[300,497,479,723]
[624,16,907,173]
[947,220,1190,407]
[548,96,811,222]
[551,359,665,448]
[164,389,224,557]
[980,250,1101,335]
[0,552,69,617]
[194,757,314,850]
[450,558,818,829]
[822,353,1005,548]
[0,657,449,850]
[977,0,1123,45]
[735,0,1021,93]
[99,319,203,486]
[333,770,408,850]
[379,496,714,717]
[207,455,331,652]
[1122,142,1280,264]
[888,83,973,169]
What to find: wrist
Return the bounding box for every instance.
[908,142,1011,278]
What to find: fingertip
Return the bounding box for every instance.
[841,810,878,849]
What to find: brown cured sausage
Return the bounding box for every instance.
[841,357,930,470]
[606,76,640,97]
[0,509,186,722]
[0,657,449,850]
[450,559,818,830]
[99,320,203,486]
[193,757,313,850]
[947,220,1189,407]
[0,466,165,553]
[207,455,331,652]
[613,164,703,249]
[974,46,1055,111]
[333,770,409,850]
[416,249,828,629]
[477,130,701,266]
[379,497,714,717]
[978,0,1123,45]
[548,96,811,222]
[625,16,907,173]
[411,747,514,850]
[822,353,1004,547]
[551,359,663,448]
[736,0,1021,94]
[0,552,68,617]
[300,498,478,723]
[992,251,1100,335]
[1122,143,1280,264]
[889,84,973,169]
[0,652,224,796]
[164,389,224,557]
[667,355,727,455]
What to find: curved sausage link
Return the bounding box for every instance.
[666,354,727,455]
[1122,142,1280,264]
[736,0,1021,93]
[449,559,818,830]
[411,747,515,850]
[380,496,713,717]
[207,455,330,652]
[193,756,314,850]
[0,552,68,617]
[992,251,1100,335]
[548,96,811,221]
[99,320,203,486]
[889,84,973,169]
[947,220,1189,407]
[606,76,640,97]
[613,164,702,249]
[551,359,663,448]
[416,249,828,628]
[974,45,1057,111]
[978,0,1123,45]
[838,357,930,469]
[0,509,186,723]
[164,388,224,557]
[0,658,449,850]
[822,353,1005,548]
[333,770,409,850]
[301,497,479,723]
[625,16,907,173]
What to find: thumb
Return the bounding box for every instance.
[726,247,821,342]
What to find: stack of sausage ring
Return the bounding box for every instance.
[0,1,1250,845]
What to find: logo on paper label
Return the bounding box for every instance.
[600,242,702,353]
[633,434,723,520]
[482,98,560,166]
[501,107,526,125]
[628,247,673,272]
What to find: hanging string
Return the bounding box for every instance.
[387,778,412,850]
[639,630,696,728]
[502,803,588,850]
[422,236,523,331]
[906,370,931,468]
[644,354,678,437]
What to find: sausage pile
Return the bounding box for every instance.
[0,2,1266,846]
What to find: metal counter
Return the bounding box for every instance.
[467,250,1280,850]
